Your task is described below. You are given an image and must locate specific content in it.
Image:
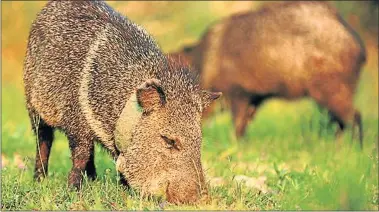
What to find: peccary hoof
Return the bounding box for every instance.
[33,170,47,182]
[68,169,83,190]
[85,168,97,181]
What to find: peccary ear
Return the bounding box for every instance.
[201,90,222,109]
[136,79,166,112]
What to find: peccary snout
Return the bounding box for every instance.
[166,172,206,204]
[116,155,206,203]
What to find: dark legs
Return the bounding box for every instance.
[29,108,98,186]
[327,110,362,149]
[32,117,54,181]
[118,171,129,187]
[328,111,346,138]
[352,111,363,148]
[85,146,97,181]
[230,88,265,138]
[310,79,363,149]
[68,134,96,189]
[231,94,254,138]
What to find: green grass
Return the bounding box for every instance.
[1,1,378,210]
[1,67,378,210]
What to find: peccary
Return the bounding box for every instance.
[171,1,366,147]
[23,1,221,204]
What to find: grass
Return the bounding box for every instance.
[1,1,378,210]
[1,66,378,210]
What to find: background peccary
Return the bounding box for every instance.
[23,0,220,204]
[171,1,366,147]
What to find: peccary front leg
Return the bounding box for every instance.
[230,91,254,138]
[85,146,96,180]
[118,171,129,187]
[330,110,363,149]
[68,134,96,189]
[328,112,345,138]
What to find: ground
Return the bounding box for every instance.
[1,66,378,210]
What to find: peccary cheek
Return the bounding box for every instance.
[114,92,143,153]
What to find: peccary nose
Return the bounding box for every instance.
[165,179,205,204]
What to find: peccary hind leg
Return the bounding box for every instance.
[32,117,55,181]
[352,111,363,148]
[68,134,96,189]
[311,80,363,148]
[330,107,363,149]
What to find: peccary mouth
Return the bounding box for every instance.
[115,153,205,204]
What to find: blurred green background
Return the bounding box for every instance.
[2,1,378,89]
[1,1,378,210]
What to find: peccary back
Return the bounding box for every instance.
[172,1,366,146]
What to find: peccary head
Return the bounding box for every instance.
[115,60,221,204]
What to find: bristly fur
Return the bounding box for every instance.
[161,56,201,100]
[23,0,219,204]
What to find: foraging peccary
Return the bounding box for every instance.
[171,1,366,147]
[23,1,221,204]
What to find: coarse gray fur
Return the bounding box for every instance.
[23,0,220,204]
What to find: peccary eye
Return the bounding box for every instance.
[161,135,182,151]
